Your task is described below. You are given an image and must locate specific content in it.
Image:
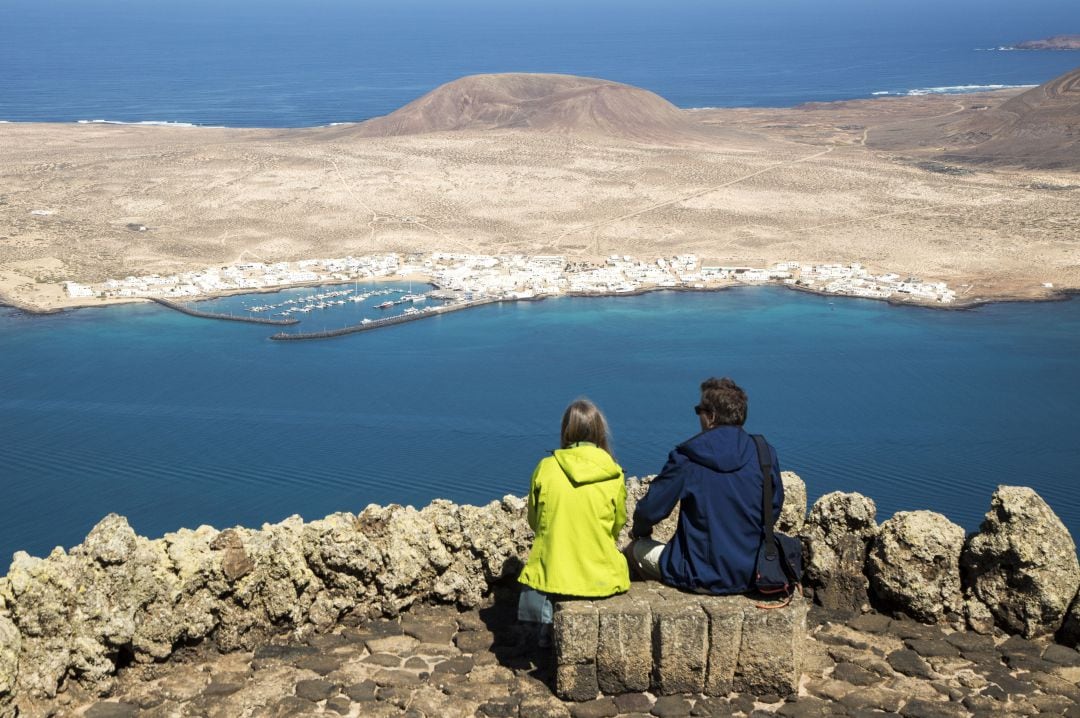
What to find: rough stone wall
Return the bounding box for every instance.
[1,475,1079,716]
[0,497,532,716]
[793,485,1080,643]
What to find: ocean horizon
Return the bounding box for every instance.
[2,0,1078,127]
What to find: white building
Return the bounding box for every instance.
[64,282,95,298]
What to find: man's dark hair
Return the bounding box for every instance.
[699,377,748,427]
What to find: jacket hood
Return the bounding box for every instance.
[677,426,755,473]
[552,443,622,485]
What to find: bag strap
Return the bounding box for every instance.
[751,434,777,560]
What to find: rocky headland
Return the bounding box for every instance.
[2,476,1080,717]
[1011,37,1080,50]
[864,66,1080,170]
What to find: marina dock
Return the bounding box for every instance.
[269,298,498,341]
[150,297,300,325]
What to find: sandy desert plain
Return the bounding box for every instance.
[1,72,1077,312]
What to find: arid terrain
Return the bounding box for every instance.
[1,70,1078,312]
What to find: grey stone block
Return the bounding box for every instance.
[551,582,806,699]
[653,594,708,695]
[702,594,745,696]
[734,596,807,696]
[596,591,652,693]
[555,600,601,702]
[554,600,599,666]
[556,663,599,702]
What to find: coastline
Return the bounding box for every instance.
[571,281,1080,312]
[3,275,1074,323]
[5,85,1077,317]
[0,81,1031,130]
[0,273,433,316]
[237,283,1080,342]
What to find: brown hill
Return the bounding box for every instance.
[341,73,724,145]
[867,66,1080,170]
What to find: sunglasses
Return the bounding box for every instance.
[694,404,705,415]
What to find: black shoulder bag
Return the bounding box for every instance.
[750,434,803,604]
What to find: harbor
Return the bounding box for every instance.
[68,252,980,340]
[149,297,299,326]
[269,297,499,341]
[241,287,406,318]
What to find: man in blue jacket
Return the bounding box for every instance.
[627,377,784,594]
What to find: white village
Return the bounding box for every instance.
[64,252,959,307]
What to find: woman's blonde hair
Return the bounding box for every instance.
[560,398,611,453]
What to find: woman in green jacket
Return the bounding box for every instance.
[518,399,630,644]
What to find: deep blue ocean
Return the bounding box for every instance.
[3,0,1080,560]
[1,0,1078,126]
[2,287,1080,560]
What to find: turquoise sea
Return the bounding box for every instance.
[4,0,1080,560]
[2,286,1079,560]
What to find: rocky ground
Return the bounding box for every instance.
[45,585,1080,718]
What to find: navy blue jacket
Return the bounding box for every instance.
[631,426,783,594]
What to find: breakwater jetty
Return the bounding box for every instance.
[3,477,1080,717]
[268,298,499,340]
[150,297,299,325]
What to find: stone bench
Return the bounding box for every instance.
[552,581,807,701]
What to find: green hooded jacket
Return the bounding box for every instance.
[518,442,630,597]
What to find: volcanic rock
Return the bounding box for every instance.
[867,511,965,622]
[962,486,1080,638]
[778,472,808,534]
[801,492,878,615]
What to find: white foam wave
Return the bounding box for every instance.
[77,119,200,127]
[870,83,1035,97]
[905,83,1035,95]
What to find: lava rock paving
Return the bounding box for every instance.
[49,592,1080,717]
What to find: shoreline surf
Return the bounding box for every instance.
[0,80,1046,130]
[3,279,1076,327]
